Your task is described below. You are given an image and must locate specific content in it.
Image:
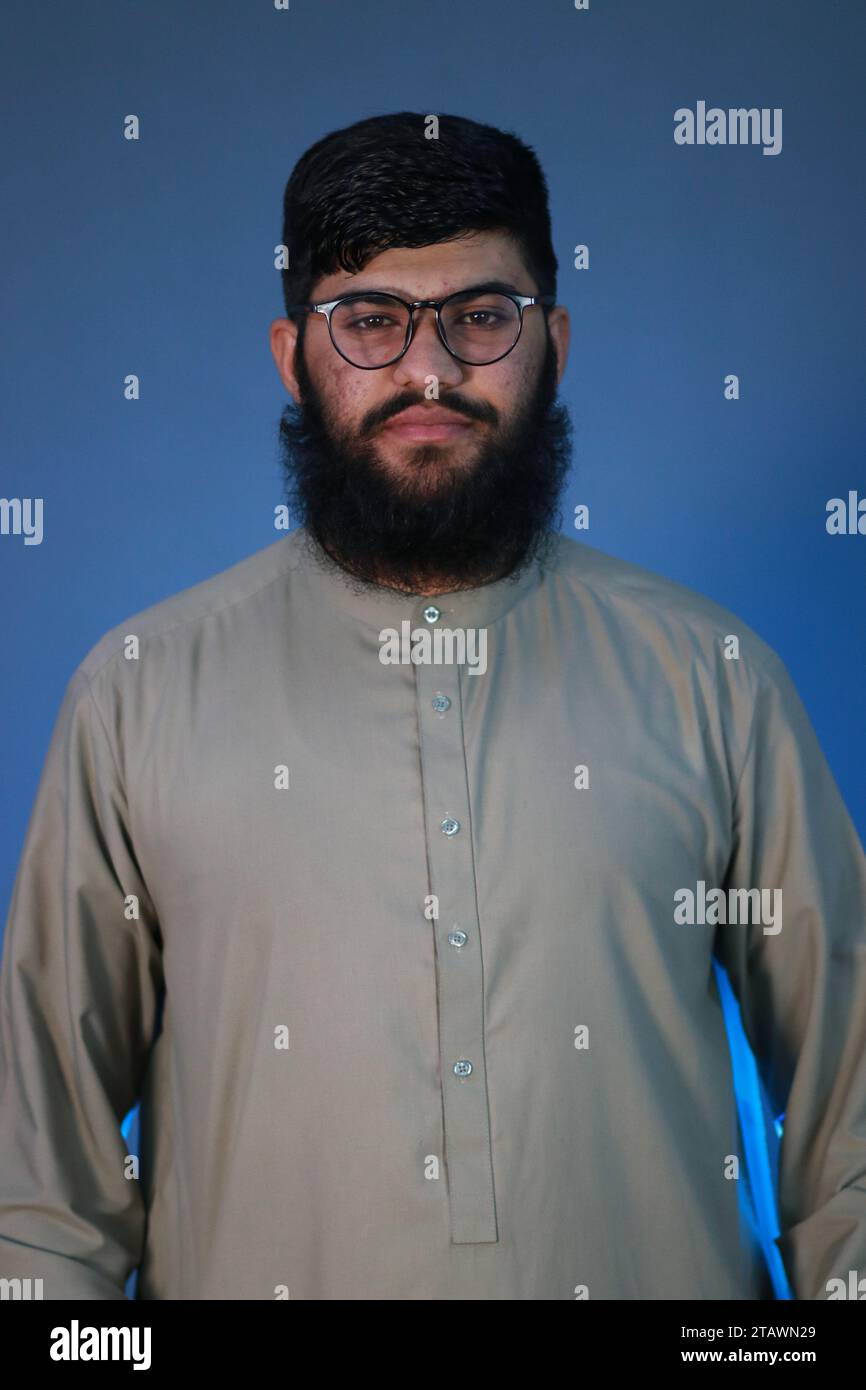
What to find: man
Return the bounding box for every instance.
[1,111,865,1301]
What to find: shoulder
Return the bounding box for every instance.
[75,530,304,687]
[546,531,786,684]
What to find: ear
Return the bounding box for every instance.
[546,305,570,386]
[269,317,303,400]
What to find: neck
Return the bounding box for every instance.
[316,536,503,598]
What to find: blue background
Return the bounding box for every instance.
[2,0,864,1300]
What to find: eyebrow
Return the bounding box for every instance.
[328,279,525,300]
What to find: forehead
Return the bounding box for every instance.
[311,229,534,300]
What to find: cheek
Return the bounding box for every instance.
[310,353,375,424]
[484,363,530,418]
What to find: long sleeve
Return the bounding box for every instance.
[715,648,866,1300]
[0,667,164,1299]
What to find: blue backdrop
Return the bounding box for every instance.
[2,0,864,1301]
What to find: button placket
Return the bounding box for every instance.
[414,619,498,1245]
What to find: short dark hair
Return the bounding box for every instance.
[280,111,558,320]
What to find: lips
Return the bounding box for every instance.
[384,407,471,426]
[382,407,474,442]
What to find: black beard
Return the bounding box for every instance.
[277,329,573,594]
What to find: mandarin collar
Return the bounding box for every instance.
[284,524,550,631]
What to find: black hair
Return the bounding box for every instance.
[280,111,558,320]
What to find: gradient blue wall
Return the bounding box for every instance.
[2,0,864,1300]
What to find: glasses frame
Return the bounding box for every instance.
[287,285,556,369]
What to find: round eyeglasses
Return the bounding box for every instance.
[288,285,555,369]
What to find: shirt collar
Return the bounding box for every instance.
[285,524,552,632]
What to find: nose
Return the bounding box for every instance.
[391,306,465,390]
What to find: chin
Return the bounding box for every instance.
[381,442,476,472]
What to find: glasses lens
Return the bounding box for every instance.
[440,292,521,363]
[331,295,410,367]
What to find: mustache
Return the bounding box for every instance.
[360,391,499,436]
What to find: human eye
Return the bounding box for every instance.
[445,294,515,332]
[456,307,508,329]
[346,312,399,332]
[337,297,404,334]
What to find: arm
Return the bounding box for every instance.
[0,667,163,1299]
[715,649,866,1300]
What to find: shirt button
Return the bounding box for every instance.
[423,605,441,623]
[453,1060,473,1077]
[431,693,451,713]
[440,817,460,836]
[448,930,468,948]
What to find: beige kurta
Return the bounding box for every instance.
[1,525,865,1300]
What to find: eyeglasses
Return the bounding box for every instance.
[288,283,555,369]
